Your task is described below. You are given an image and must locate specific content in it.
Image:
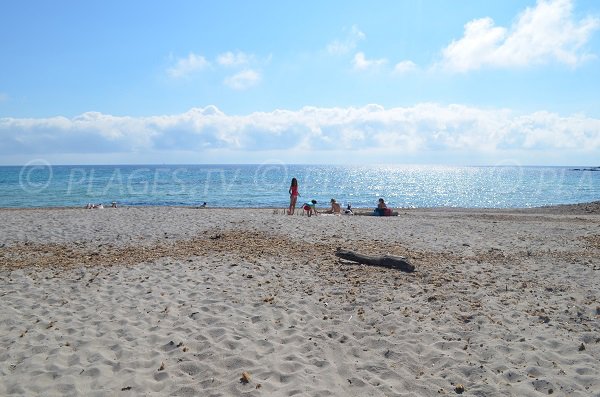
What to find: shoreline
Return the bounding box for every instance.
[0,199,599,213]
[1,205,599,395]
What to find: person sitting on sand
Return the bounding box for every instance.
[325,198,341,215]
[302,199,319,217]
[344,203,353,215]
[374,198,386,216]
[199,202,207,208]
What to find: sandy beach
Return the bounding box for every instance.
[1,204,599,396]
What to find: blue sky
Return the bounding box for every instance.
[1,0,599,165]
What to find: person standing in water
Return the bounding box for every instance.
[288,177,300,215]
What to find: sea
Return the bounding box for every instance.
[0,163,599,209]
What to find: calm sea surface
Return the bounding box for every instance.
[0,164,598,209]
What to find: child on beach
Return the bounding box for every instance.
[302,199,319,217]
[288,177,299,215]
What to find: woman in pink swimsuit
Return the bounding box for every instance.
[288,177,299,215]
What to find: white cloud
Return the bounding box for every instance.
[327,25,366,55]
[353,52,388,71]
[440,0,600,72]
[168,51,263,89]
[393,60,418,74]
[2,104,599,162]
[167,53,210,78]
[217,51,252,67]
[224,69,261,90]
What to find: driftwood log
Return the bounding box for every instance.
[335,249,415,273]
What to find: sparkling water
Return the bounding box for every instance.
[0,163,598,208]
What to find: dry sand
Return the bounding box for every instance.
[0,205,599,396]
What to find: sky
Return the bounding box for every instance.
[1,0,599,165]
